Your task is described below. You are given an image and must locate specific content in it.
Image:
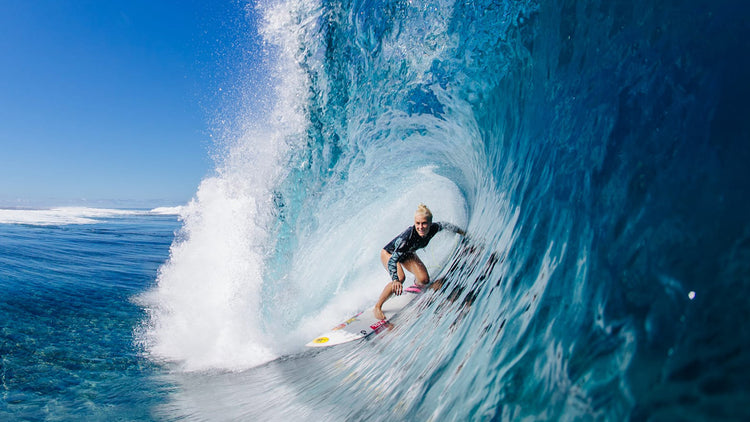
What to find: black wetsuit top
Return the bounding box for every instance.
[383,222,462,281]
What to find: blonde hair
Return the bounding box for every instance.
[415,203,433,222]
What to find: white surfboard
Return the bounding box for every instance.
[306,285,424,348]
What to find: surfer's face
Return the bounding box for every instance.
[414,214,431,237]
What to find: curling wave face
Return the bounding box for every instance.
[142,0,750,419]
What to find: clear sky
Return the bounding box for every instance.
[0,1,264,208]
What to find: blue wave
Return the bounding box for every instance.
[257,0,750,419]
[141,0,750,419]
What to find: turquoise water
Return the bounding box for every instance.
[0,212,178,420]
[3,0,750,420]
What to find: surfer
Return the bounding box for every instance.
[374,204,465,320]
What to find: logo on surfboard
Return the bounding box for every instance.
[331,311,364,331]
[369,320,389,333]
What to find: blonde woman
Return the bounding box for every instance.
[374,204,465,320]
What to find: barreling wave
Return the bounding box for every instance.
[141,0,750,419]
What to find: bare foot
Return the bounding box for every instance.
[373,307,385,320]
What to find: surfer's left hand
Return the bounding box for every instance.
[392,280,403,295]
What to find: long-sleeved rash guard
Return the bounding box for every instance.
[383,221,462,282]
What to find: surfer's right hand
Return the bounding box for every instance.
[392,280,403,295]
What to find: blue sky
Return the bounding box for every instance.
[0,1,265,208]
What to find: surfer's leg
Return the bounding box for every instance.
[374,282,395,320]
[376,250,406,319]
[402,254,429,286]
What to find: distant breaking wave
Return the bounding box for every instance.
[0,207,183,226]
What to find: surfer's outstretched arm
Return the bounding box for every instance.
[438,221,465,236]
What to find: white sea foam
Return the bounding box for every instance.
[0,207,143,226]
[140,0,313,371]
[140,135,301,370]
[149,206,186,216]
[140,177,280,370]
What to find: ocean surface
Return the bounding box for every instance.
[2,0,749,420]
